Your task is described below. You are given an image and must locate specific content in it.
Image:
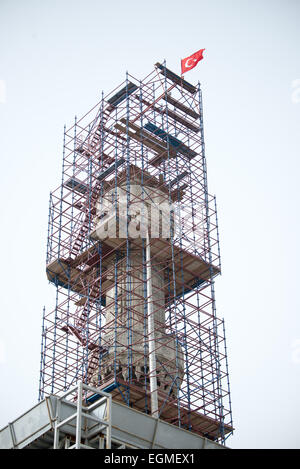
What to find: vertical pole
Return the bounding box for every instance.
[125,71,132,403]
[146,230,158,419]
[38,306,46,401]
[222,319,233,438]
[57,125,66,259]
[46,193,52,264]
[53,398,61,449]
[139,79,149,414]
[75,381,83,449]
[198,82,225,442]
[106,395,112,449]
[214,196,221,270]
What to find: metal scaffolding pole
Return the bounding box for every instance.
[146,230,158,419]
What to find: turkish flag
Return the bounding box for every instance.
[181,49,205,75]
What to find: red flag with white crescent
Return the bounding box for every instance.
[181,49,205,75]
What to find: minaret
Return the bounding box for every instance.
[41,63,233,443]
[89,165,184,415]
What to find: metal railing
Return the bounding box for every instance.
[53,381,111,449]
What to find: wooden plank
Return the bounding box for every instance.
[115,123,174,163]
[170,183,188,202]
[118,118,178,158]
[46,259,86,295]
[133,96,199,133]
[107,82,138,107]
[162,94,200,119]
[85,234,219,299]
[144,122,197,160]
[116,120,198,167]
[120,118,196,161]
[115,122,168,153]
[155,63,197,95]
[166,108,199,132]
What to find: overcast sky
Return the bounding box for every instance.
[0,0,299,449]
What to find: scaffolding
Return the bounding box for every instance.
[39,62,233,445]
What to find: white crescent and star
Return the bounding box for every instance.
[185,57,198,68]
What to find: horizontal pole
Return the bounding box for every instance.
[68,443,95,450]
[83,396,108,412]
[58,383,80,400]
[85,424,108,439]
[81,411,108,426]
[81,382,111,398]
[56,413,77,429]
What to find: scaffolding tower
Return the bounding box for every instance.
[39,62,233,445]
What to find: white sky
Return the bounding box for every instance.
[0,0,299,449]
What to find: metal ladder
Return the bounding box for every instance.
[69,105,114,260]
